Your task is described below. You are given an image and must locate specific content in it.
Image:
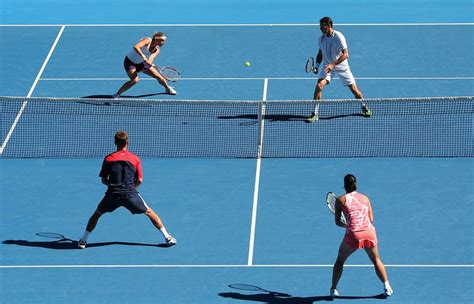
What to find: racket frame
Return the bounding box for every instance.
[326,192,347,224]
[159,66,181,82]
[305,57,315,73]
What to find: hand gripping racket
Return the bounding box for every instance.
[326,192,347,224]
[305,57,314,73]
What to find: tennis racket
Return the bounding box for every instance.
[36,232,73,242]
[228,284,291,297]
[159,66,181,82]
[326,192,347,224]
[144,63,181,82]
[305,57,315,74]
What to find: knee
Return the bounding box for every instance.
[131,77,140,85]
[145,208,154,216]
[316,82,325,91]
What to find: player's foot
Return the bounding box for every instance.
[165,235,177,246]
[78,239,87,249]
[112,93,120,99]
[166,86,177,95]
[330,288,339,298]
[383,283,393,297]
[306,112,319,123]
[361,104,372,117]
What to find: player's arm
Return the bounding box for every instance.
[313,49,322,73]
[367,198,374,223]
[334,197,346,227]
[326,48,349,72]
[135,177,142,189]
[135,160,144,189]
[99,161,110,186]
[133,37,152,62]
[147,48,160,65]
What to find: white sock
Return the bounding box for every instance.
[384,281,391,288]
[159,227,170,239]
[81,231,91,242]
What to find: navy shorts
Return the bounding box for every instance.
[123,57,145,73]
[97,192,149,215]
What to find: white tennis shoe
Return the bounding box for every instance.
[77,239,87,249]
[166,86,177,95]
[165,236,177,246]
[330,288,339,298]
[384,283,393,297]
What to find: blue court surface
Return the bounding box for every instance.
[1,1,473,303]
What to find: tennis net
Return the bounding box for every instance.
[1,96,472,158]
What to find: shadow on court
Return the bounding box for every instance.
[82,93,168,99]
[219,284,387,303]
[2,239,171,250]
[219,292,387,303]
[217,113,365,125]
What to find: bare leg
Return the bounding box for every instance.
[331,242,357,290]
[143,67,173,91]
[115,69,140,96]
[85,209,102,233]
[364,245,389,283]
[348,84,371,116]
[348,84,363,99]
[308,79,328,122]
[145,208,164,229]
[145,208,176,245]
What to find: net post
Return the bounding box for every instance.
[257,79,268,158]
[257,99,264,158]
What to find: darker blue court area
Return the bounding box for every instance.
[1,1,473,303]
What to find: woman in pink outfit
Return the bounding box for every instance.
[331,174,393,298]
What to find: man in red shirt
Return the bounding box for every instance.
[78,130,176,248]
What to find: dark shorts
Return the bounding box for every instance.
[97,192,149,215]
[123,57,145,73]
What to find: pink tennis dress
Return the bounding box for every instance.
[341,191,377,249]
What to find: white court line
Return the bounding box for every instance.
[247,78,268,266]
[0,26,65,155]
[0,23,473,27]
[1,264,472,269]
[39,77,474,81]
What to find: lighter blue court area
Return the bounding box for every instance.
[1,0,474,303]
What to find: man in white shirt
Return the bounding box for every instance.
[307,17,371,123]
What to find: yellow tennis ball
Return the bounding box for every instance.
[245,61,251,67]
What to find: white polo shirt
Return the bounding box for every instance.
[318,30,349,70]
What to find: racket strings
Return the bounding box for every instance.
[161,67,180,81]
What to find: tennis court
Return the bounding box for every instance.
[1,1,473,303]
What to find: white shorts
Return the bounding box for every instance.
[319,66,356,86]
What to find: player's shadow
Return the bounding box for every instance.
[81,93,168,99]
[217,113,364,125]
[3,238,169,250]
[219,292,387,303]
[219,284,387,303]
